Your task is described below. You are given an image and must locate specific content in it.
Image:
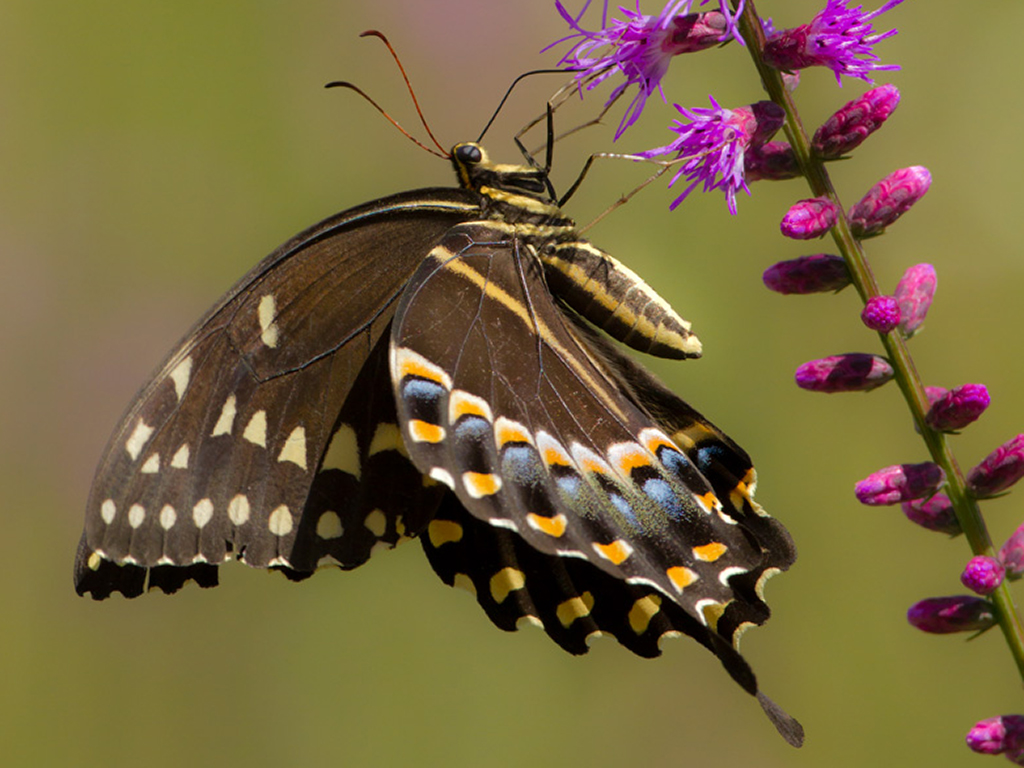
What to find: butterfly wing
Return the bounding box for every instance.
[76,189,479,598]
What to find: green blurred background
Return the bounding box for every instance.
[4,1,1023,766]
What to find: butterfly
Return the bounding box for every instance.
[74,138,802,746]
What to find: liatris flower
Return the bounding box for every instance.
[860,295,900,333]
[855,462,945,506]
[968,434,1024,498]
[641,99,785,213]
[762,254,850,294]
[907,596,997,634]
[961,556,1005,596]
[925,384,991,432]
[780,197,839,239]
[894,263,936,335]
[966,716,1024,756]
[849,166,932,237]
[813,84,901,159]
[999,524,1024,580]
[762,0,906,84]
[744,141,800,182]
[549,2,731,139]
[901,493,961,536]
[795,353,893,393]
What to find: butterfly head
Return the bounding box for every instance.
[450,142,558,213]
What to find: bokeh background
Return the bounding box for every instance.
[4,1,1023,766]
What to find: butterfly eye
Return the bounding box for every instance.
[454,143,483,165]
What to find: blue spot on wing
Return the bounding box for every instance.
[641,477,685,519]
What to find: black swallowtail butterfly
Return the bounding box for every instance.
[74,137,801,745]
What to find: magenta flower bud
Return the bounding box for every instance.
[849,166,931,237]
[907,595,996,634]
[893,263,936,335]
[745,141,800,182]
[901,493,961,535]
[813,85,901,159]
[924,385,947,406]
[762,254,850,294]
[925,384,990,432]
[999,523,1024,579]
[966,716,1024,755]
[781,197,839,239]
[795,353,894,393]
[968,434,1024,498]
[860,295,900,333]
[855,462,945,506]
[961,556,1005,596]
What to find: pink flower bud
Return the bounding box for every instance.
[795,353,894,393]
[814,85,901,159]
[901,493,961,535]
[925,384,990,432]
[961,556,1005,596]
[745,141,800,182]
[855,462,946,506]
[762,254,850,294]
[860,295,900,333]
[968,434,1024,498]
[967,716,1024,755]
[781,197,839,239]
[907,595,996,634]
[894,263,936,335]
[999,523,1024,579]
[849,166,931,237]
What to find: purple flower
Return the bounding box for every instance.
[849,166,932,237]
[549,2,733,139]
[813,84,901,159]
[763,254,850,294]
[855,462,946,506]
[894,263,937,335]
[781,197,839,239]
[967,716,1024,756]
[744,141,800,182]
[961,556,1005,596]
[795,353,893,392]
[860,295,900,333]
[968,434,1024,499]
[901,493,961,536]
[641,99,785,213]
[999,523,1024,580]
[925,384,990,432]
[907,595,996,634]
[763,0,906,85]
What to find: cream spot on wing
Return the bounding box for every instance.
[756,567,782,601]
[258,294,279,348]
[170,443,190,469]
[368,423,408,458]
[125,419,154,461]
[100,499,116,524]
[140,453,160,474]
[128,504,146,529]
[391,346,453,389]
[277,426,308,470]
[428,467,455,489]
[242,410,268,448]
[556,592,595,628]
[428,519,463,547]
[211,394,237,436]
[321,424,359,477]
[452,573,476,595]
[268,505,293,536]
[159,504,177,530]
[227,494,250,526]
[87,551,103,571]
[489,567,525,603]
[698,599,726,630]
[516,615,544,630]
[169,356,192,400]
[192,498,214,528]
[316,511,344,539]
[718,566,747,586]
[628,595,662,635]
[364,509,387,538]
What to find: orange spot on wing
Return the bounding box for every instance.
[692,542,728,562]
[593,539,633,565]
[526,513,567,537]
[408,420,445,444]
[667,566,698,591]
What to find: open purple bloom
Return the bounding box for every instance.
[999,523,1024,580]
[548,2,733,139]
[849,166,931,237]
[763,0,906,85]
[780,197,839,239]
[763,254,850,294]
[925,384,990,432]
[967,716,1024,756]
[901,493,961,536]
[907,595,996,634]
[640,99,784,213]
[855,462,945,506]
[813,84,901,159]
[795,353,893,393]
[968,434,1024,498]
[894,263,936,335]
[860,295,900,333]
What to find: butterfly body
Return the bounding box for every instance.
[76,141,800,745]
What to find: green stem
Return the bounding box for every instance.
[736,0,1024,681]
